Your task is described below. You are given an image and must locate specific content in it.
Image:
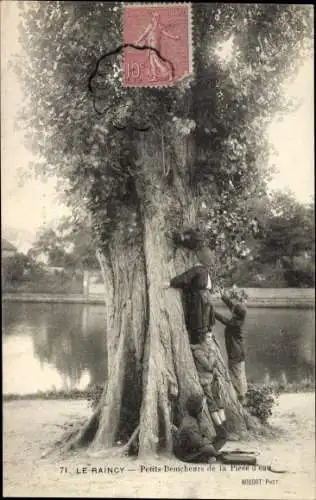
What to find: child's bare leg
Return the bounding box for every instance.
[211,410,222,426]
[229,361,248,406]
[219,408,226,424]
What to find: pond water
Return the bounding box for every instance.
[2,301,315,395]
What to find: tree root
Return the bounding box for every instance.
[85,426,140,458]
[40,419,86,459]
[122,425,140,455]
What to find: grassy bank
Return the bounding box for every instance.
[4,378,314,403]
[4,388,89,402]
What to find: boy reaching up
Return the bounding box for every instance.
[214,289,248,405]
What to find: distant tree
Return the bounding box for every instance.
[229,193,315,287]
[257,192,315,287]
[28,227,67,266]
[29,217,99,270]
[2,252,43,284]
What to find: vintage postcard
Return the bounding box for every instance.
[2,1,315,498]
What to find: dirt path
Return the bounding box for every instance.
[4,393,315,498]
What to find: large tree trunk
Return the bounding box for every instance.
[62,131,261,458]
[138,202,217,457]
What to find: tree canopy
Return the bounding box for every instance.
[15,2,313,278]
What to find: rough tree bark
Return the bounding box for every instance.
[60,130,262,459]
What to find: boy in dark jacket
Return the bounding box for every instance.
[214,291,248,405]
[168,264,215,345]
[174,394,227,463]
[168,264,227,430]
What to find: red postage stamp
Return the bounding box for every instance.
[123,3,192,88]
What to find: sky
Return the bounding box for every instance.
[1,2,314,251]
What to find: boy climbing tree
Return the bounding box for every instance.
[167,245,227,444]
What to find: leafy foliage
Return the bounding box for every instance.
[29,216,99,269]
[2,236,86,293]
[225,285,248,303]
[258,193,315,286]
[245,384,279,424]
[231,192,315,287]
[2,252,43,283]
[15,3,313,276]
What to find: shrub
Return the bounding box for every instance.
[227,286,249,303]
[245,384,279,424]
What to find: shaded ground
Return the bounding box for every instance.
[4,393,315,498]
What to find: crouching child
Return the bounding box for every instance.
[173,394,227,463]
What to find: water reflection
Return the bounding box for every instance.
[3,334,91,394]
[3,302,107,394]
[2,302,315,394]
[214,307,315,385]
